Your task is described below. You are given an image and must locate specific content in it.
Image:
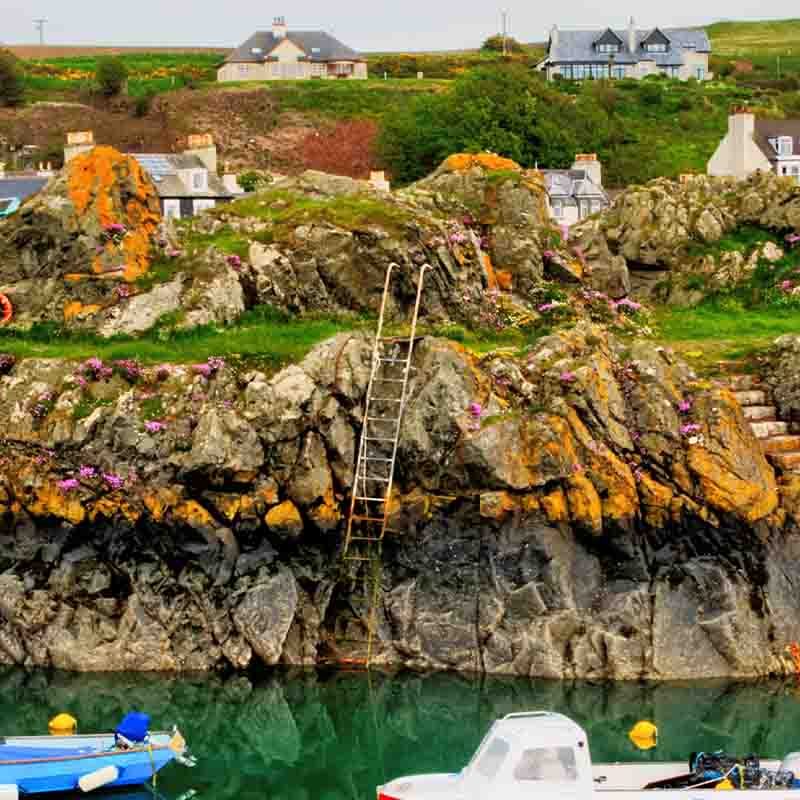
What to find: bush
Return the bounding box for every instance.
[299,120,380,179]
[96,57,128,97]
[482,35,524,54]
[237,171,272,193]
[0,49,25,107]
[133,90,156,118]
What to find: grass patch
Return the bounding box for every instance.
[215,189,415,238]
[655,304,800,373]
[685,225,779,260]
[140,396,165,420]
[72,396,113,421]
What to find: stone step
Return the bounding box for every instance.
[769,452,800,471]
[728,374,762,392]
[734,390,768,406]
[751,421,789,438]
[743,405,778,422]
[760,435,800,454]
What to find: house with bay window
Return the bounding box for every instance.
[543,154,610,227]
[538,19,712,82]
[218,17,367,82]
[708,109,800,183]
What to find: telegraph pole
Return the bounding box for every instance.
[501,10,508,56]
[34,18,47,46]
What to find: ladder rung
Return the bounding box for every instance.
[374,378,405,383]
[354,496,387,502]
[365,436,395,443]
[352,515,388,523]
[358,476,390,483]
[379,358,408,364]
[365,457,392,463]
[344,556,372,562]
[349,536,384,542]
[366,417,400,423]
[371,398,403,403]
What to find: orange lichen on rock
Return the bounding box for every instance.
[482,252,498,291]
[480,491,519,521]
[495,270,513,291]
[66,146,161,281]
[566,475,603,535]
[63,301,101,321]
[443,153,522,173]
[541,487,569,523]
[266,500,303,536]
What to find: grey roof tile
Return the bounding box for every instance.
[546,27,710,66]
[754,119,800,160]
[225,30,363,64]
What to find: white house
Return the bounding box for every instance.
[542,154,610,226]
[708,109,800,183]
[219,17,367,82]
[538,19,712,82]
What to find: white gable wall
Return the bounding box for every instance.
[708,113,773,180]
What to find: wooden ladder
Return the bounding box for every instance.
[342,262,429,667]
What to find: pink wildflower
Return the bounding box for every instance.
[678,398,693,414]
[79,465,97,480]
[560,371,577,383]
[103,473,125,491]
[57,478,80,492]
[469,402,484,418]
[680,423,702,436]
[145,420,166,434]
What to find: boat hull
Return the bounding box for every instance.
[0,732,179,795]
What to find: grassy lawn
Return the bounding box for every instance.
[708,19,800,56]
[655,305,800,373]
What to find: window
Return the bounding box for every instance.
[611,65,626,79]
[238,64,249,75]
[663,66,679,78]
[513,747,578,782]
[552,200,563,218]
[251,47,263,55]
[644,43,667,53]
[779,137,794,156]
[163,199,181,220]
[475,738,510,779]
[596,43,619,54]
[695,66,706,80]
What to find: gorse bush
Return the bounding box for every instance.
[482,35,525,54]
[96,56,129,97]
[0,49,25,107]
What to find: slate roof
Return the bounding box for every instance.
[225,30,363,64]
[130,154,232,199]
[753,119,800,161]
[543,169,608,204]
[545,27,710,66]
[0,177,49,201]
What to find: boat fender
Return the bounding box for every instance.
[0,294,12,326]
[78,765,119,793]
[629,720,658,751]
[0,785,18,800]
[783,753,800,776]
[715,778,735,790]
[49,713,78,736]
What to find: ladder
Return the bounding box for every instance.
[342,262,429,667]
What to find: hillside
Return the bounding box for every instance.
[707,18,800,55]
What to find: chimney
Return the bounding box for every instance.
[628,17,636,56]
[64,130,95,164]
[729,108,756,178]
[550,24,559,50]
[186,133,217,174]
[272,16,288,39]
[573,153,602,187]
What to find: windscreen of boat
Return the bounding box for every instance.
[473,736,511,780]
[513,746,578,782]
[0,200,13,214]
[0,744,95,762]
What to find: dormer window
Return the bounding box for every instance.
[597,43,619,54]
[311,47,321,54]
[251,47,263,55]
[778,136,794,156]
[644,43,667,53]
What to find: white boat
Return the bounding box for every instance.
[376,711,799,800]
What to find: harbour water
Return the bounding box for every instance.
[3,668,800,799]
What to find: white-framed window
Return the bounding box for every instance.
[163,199,181,220]
[475,738,510,780]
[552,200,563,218]
[779,136,794,156]
[596,43,619,54]
[695,66,706,80]
[238,64,249,75]
[192,171,207,191]
[645,43,667,53]
[663,66,679,78]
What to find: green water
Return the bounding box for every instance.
[3,668,800,800]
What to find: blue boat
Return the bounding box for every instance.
[0,726,188,795]
[0,198,21,219]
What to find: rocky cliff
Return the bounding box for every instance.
[1,325,799,679]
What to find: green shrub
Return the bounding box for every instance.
[482,35,524,54]
[96,56,129,97]
[237,171,273,192]
[133,89,156,117]
[0,49,25,107]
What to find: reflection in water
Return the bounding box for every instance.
[2,668,800,800]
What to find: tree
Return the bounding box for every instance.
[0,50,25,108]
[482,35,524,54]
[96,56,129,97]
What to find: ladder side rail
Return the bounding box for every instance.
[379,263,430,540]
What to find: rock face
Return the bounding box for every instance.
[765,334,800,420]
[573,172,800,302]
[0,327,798,678]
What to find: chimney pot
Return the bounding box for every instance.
[272,16,288,38]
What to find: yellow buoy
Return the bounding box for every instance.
[628,720,658,750]
[716,778,735,790]
[48,713,77,736]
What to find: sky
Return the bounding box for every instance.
[2,0,797,51]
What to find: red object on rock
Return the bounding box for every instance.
[0,293,12,325]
